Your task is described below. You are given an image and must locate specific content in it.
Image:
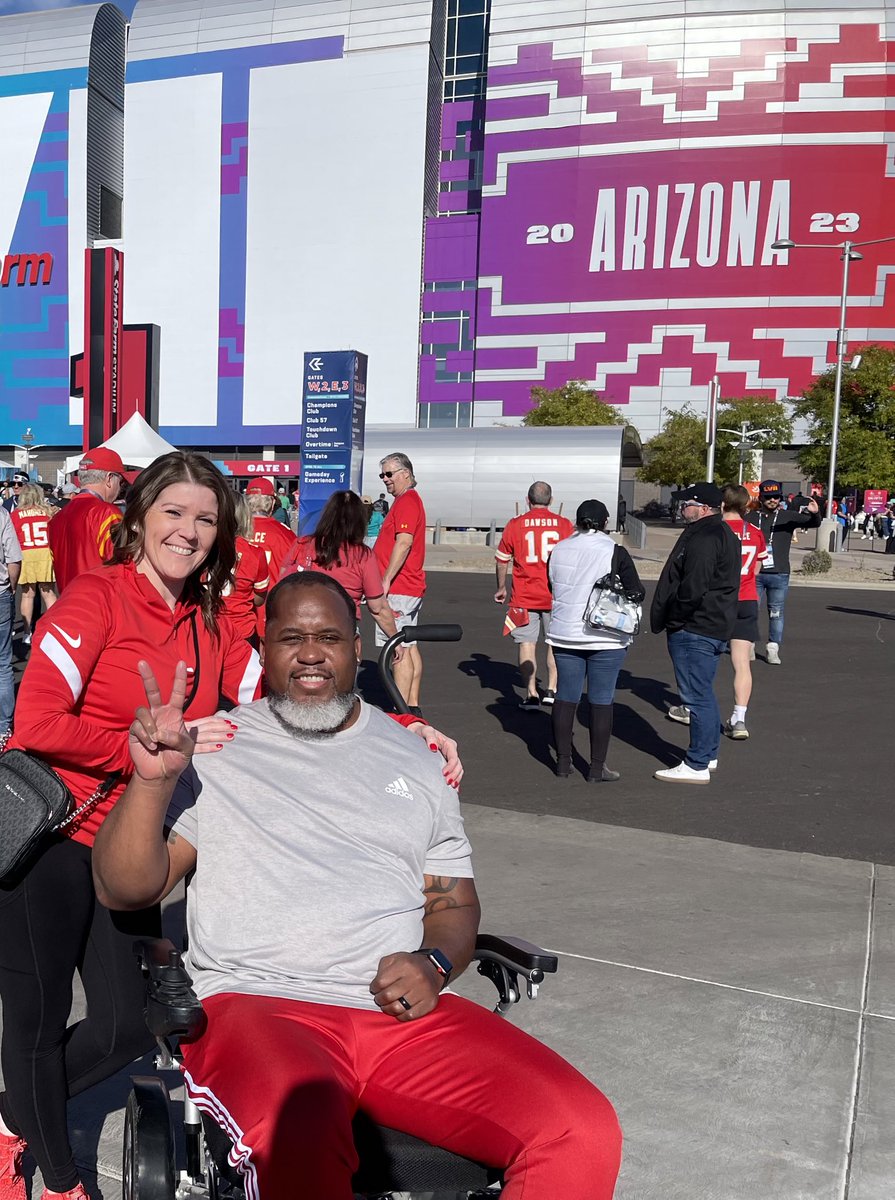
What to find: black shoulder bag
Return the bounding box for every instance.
[0,749,120,885]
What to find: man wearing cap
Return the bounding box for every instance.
[2,471,31,514]
[245,477,297,583]
[746,480,820,664]
[47,448,126,592]
[650,483,741,784]
[494,481,574,710]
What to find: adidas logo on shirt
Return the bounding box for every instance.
[385,776,414,800]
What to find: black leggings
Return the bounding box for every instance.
[0,836,160,1190]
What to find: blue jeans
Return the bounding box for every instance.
[755,572,790,645]
[553,647,628,705]
[0,590,14,735]
[667,630,724,770]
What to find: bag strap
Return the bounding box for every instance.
[55,771,122,833]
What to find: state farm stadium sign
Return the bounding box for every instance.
[0,253,53,287]
[474,20,895,416]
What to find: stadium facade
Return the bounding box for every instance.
[1,0,894,451]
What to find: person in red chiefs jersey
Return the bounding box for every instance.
[48,446,126,592]
[245,478,297,579]
[495,482,574,710]
[221,495,269,645]
[10,483,58,646]
[721,484,768,741]
[0,452,264,1200]
[374,453,427,714]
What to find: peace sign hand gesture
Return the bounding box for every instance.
[128,660,197,783]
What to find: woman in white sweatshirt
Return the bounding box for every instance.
[547,499,644,781]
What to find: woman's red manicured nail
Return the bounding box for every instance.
[226,733,234,740]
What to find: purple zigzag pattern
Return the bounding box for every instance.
[218,307,245,377]
[221,121,248,195]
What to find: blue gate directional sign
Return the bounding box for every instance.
[299,350,367,536]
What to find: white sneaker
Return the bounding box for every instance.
[766,642,781,665]
[654,761,711,785]
[708,759,718,771]
[666,705,691,725]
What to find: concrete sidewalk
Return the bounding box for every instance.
[14,809,892,1199]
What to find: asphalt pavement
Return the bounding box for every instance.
[360,574,895,865]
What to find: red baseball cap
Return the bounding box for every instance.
[245,477,275,496]
[79,447,126,476]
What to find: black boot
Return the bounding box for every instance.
[551,701,577,777]
[588,703,619,782]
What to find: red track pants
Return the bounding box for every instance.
[181,991,621,1199]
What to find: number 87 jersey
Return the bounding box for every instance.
[496,509,576,611]
[726,517,768,602]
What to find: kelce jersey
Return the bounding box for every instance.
[249,516,297,582]
[725,517,768,601]
[10,561,263,847]
[496,509,575,611]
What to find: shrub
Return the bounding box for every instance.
[800,549,833,575]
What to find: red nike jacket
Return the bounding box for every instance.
[10,560,263,847]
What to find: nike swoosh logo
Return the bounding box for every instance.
[52,624,82,649]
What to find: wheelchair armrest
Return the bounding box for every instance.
[474,934,558,976]
[132,938,207,1043]
[472,934,558,1014]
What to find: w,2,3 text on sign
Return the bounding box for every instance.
[299,351,367,536]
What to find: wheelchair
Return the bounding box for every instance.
[122,625,559,1199]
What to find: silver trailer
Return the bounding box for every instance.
[362,426,641,529]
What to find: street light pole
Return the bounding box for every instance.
[716,424,772,485]
[827,245,853,522]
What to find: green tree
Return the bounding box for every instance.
[522,381,625,426]
[637,409,738,488]
[792,344,895,490]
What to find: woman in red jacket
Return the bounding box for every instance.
[0,452,260,1200]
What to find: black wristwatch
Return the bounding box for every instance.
[416,947,453,984]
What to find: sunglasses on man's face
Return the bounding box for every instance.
[379,469,405,480]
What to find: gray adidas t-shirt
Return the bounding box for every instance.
[166,698,473,1011]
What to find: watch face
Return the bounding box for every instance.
[427,948,453,977]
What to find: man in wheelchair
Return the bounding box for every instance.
[93,573,621,1199]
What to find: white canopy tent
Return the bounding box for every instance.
[64,413,178,475]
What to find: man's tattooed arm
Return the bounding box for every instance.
[420,873,481,981]
[423,875,461,916]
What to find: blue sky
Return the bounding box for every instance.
[0,0,137,14]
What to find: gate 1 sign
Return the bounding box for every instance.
[299,351,367,536]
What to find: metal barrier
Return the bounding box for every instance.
[624,514,648,550]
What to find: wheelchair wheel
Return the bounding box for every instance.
[122,1077,177,1200]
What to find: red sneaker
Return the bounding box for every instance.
[40,1186,89,1200]
[0,1130,26,1200]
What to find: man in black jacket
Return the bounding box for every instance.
[650,482,741,784]
[746,480,820,663]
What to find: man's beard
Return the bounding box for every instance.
[267,689,358,740]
